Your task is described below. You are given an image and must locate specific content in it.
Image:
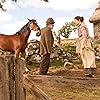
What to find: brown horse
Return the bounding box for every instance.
[0,18,41,58]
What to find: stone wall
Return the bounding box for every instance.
[94,23,100,41]
[0,39,99,66]
[25,39,78,65]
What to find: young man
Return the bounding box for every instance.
[39,18,55,75]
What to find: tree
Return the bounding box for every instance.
[53,21,77,44]
[58,21,77,38]
[0,0,6,11]
[0,0,49,11]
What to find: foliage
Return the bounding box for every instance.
[50,59,64,68]
[58,21,77,38]
[62,43,76,52]
[0,0,6,11]
[12,0,49,2]
[12,0,17,2]
[0,0,48,11]
[41,0,49,2]
[61,42,77,58]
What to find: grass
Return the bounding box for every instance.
[26,59,100,100]
[30,82,100,100]
[26,42,100,100]
[50,59,64,68]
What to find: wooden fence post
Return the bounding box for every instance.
[15,58,26,100]
[0,55,15,100]
[0,55,52,100]
[0,55,26,100]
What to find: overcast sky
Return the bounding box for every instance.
[0,0,99,40]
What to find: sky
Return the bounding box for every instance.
[0,0,99,40]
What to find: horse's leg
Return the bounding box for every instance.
[20,50,26,59]
[15,49,20,58]
[13,49,20,73]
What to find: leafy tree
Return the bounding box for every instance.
[53,22,77,44]
[58,21,77,38]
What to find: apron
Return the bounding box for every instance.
[76,23,96,69]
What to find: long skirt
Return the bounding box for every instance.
[76,37,96,75]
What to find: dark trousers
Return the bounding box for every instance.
[39,53,50,75]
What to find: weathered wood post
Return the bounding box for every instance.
[15,57,26,100]
[0,55,26,100]
[0,55,52,100]
[0,55,15,100]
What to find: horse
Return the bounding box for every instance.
[0,18,41,58]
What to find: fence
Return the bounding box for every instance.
[0,55,52,100]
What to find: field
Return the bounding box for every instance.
[26,60,100,100]
[26,39,100,100]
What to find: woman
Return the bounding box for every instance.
[74,16,96,77]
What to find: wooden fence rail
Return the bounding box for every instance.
[23,74,52,100]
[0,55,52,100]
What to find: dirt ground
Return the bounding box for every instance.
[26,61,100,100]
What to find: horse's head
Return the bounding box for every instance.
[27,18,41,34]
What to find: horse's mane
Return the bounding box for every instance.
[15,22,31,35]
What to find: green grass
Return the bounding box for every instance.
[50,59,64,68]
[32,84,100,100]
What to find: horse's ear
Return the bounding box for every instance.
[27,18,31,21]
[34,19,37,22]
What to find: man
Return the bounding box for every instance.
[39,18,55,75]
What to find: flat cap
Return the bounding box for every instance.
[46,17,55,24]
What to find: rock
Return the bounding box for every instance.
[0,39,99,68]
[25,40,76,65]
[96,56,100,60]
[64,62,78,69]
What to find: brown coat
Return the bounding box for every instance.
[40,26,54,55]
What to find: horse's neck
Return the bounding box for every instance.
[20,28,31,42]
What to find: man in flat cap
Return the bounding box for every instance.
[39,17,55,75]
